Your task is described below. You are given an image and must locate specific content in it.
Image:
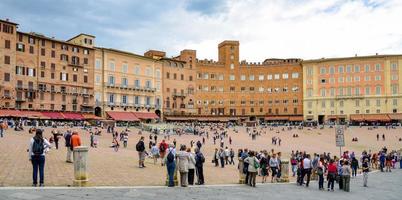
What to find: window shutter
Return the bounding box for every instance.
[15,66,18,74]
[60,72,62,80]
[22,67,26,75]
[33,69,36,77]
[66,73,69,81]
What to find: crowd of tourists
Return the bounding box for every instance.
[2,117,402,189]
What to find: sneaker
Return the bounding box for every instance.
[32,184,37,187]
[39,184,44,187]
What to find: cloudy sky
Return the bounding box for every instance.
[1,0,402,61]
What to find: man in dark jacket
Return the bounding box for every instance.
[136,137,146,168]
[195,147,205,185]
[64,130,72,163]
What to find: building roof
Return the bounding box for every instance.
[96,47,159,62]
[303,54,402,63]
[66,33,96,42]
[18,31,94,49]
[0,19,18,26]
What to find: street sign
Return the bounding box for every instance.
[336,126,345,147]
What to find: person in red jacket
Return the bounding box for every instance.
[327,159,337,191]
[70,131,82,161]
[159,140,168,166]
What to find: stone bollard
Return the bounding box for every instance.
[73,146,89,187]
[278,160,290,182]
[238,159,245,184]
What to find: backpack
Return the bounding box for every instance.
[32,138,44,155]
[160,144,166,152]
[136,141,144,152]
[198,153,205,163]
[167,151,174,163]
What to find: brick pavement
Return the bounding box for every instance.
[0,125,401,186]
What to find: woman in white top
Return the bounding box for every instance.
[28,129,51,187]
[187,148,196,185]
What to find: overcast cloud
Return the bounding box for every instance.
[1,0,401,61]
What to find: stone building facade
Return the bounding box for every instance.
[0,19,95,112]
[302,55,402,123]
[194,41,304,121]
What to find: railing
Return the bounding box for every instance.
[172,92,187,97]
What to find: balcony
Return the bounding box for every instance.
[15,85,37,91]
[172,92,187,98]
[106,83,116,88]
[16,97,26,102]
[2,94,12,99]
[335,94,364,99]
[120,84,128,89]
[68,61,83,67]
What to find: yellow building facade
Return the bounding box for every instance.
[302,55,402,123]
[94,48,163,117]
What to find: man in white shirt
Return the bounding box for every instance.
[300,154,312,187]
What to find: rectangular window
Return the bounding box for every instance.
[267,74,273,80]
[282,73,288,79]
[292,72,299,78]
[95,59,101,69]
[240,75,246,81]
[108,61,115,71]
[274,74,280,80]
[354,65,360,73]
[4,73,10,81]
[365,64,370,72]
[41,48,45,56]
[229,75,235,81]
[4,40,10,49]
[4,55,10,64]
[84,75,88,83]
[259,75,264,80]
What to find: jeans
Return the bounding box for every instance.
[188,168,195,185]
[167,162,175,186]
[31,155,45,185]
[400,160,402,169]
[327,174,335,190]
[363,172,368,186]
[196,165,204,184]
[352,166,357,177]
[291,165,297,176]
[0,129,3,137]
[318,174,324,189]
[220,157,225,168]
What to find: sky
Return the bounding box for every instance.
[1,0,402,61]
